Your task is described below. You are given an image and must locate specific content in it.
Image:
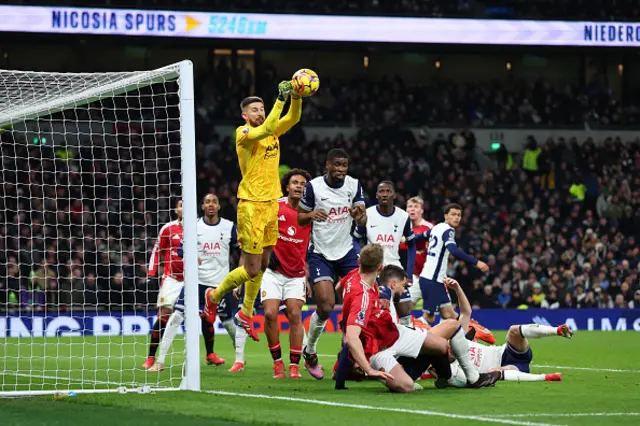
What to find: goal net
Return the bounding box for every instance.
[0,61,200,396]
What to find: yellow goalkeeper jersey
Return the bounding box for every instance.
[235,97,301,201]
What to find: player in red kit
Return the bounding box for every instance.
[261,169,312,379]
[338,244,501,392]
[143,199,184,370]
[400,196,434,307]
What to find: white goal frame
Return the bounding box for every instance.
[0,60,200,396]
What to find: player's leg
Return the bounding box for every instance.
[144,276,181,369]
[284,276,306,379]
[151,290,186,372]
[303,252,336,379]
[501,368,563,382]
[203,200,264,326]
[419,277,441,325]
[370,351,419,393]
[197,285,224,366]
[261,269,285,378]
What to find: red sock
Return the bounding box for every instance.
[269,342,282,362]
[290,346,302,365]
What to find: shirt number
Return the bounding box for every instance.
[428,236,438,257]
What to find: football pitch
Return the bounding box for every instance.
[2,332,640,426]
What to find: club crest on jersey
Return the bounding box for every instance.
[263,141,279,160]
[241,127,250,134]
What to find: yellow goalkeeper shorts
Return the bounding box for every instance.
[237,199,279,255]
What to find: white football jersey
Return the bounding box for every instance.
[196,217,238,287]
[419,222,455,283]
[356,206,412,268]
[450,342,506,377]
[300,175,365,261]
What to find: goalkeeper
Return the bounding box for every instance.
[203,81,301,342]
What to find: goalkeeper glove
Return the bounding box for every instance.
[278,80,293,100]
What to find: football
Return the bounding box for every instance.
[291,68,320,97]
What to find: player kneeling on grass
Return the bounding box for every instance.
[429,277,572,385]
[262,169,313,379]
[337,244,501,393]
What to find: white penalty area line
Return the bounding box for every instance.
[531,364,640,373]
[204,390,565,426]
[495,413,640,418]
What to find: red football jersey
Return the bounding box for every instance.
[148,220,184,281]
[341,270,400,357]
[399,219,434,276]
[275,198,311,278]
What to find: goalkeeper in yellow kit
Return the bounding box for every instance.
[203,81,301,342]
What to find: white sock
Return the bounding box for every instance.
[303,326,309,347]
[223,319,237,346]
[519,324,557,339]
[449,326,479,384]
[399,315,413,327]
[234,326,247,363]
[502,370,546,381]
[305,311,326,355]
[157,310,183,364]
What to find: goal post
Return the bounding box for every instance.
[0,60,199,396]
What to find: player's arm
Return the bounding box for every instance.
[403,218,416,284]
[148,226,169,277]
[298,181,328,225]
[444,277,471,331]
[444,229,489,272]
[414,228,431,242]
[275,96,302,136]
[352,224,368,248]
[349,182,367,227]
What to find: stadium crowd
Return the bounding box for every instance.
[199,69,640,128]
[8,0,640,21]
[1,92,639,313]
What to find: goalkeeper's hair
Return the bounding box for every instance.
[379,265,408,287]
[281,168,312,195]
[240,96,264,111]
[326,148,349,163]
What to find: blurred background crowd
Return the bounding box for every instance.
[1,0,639,314]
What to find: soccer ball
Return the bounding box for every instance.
[291,69,320,97]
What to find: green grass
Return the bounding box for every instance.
[2,332,640,425]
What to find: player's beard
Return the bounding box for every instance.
[250,116,265,127]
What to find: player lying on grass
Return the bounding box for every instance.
[204,81,301,342]
[336,245,501,393]
[430,277,573,384]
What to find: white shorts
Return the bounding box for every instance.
[409,274,422,304]
[261,268,306,302]
[156,276,184,308]
[370,325,427,373]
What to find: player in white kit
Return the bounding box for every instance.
[417,203,489,325]
[298,148,367,379]
[354,181,416,326]
[434,277,571,385]
[149,194,247,372]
